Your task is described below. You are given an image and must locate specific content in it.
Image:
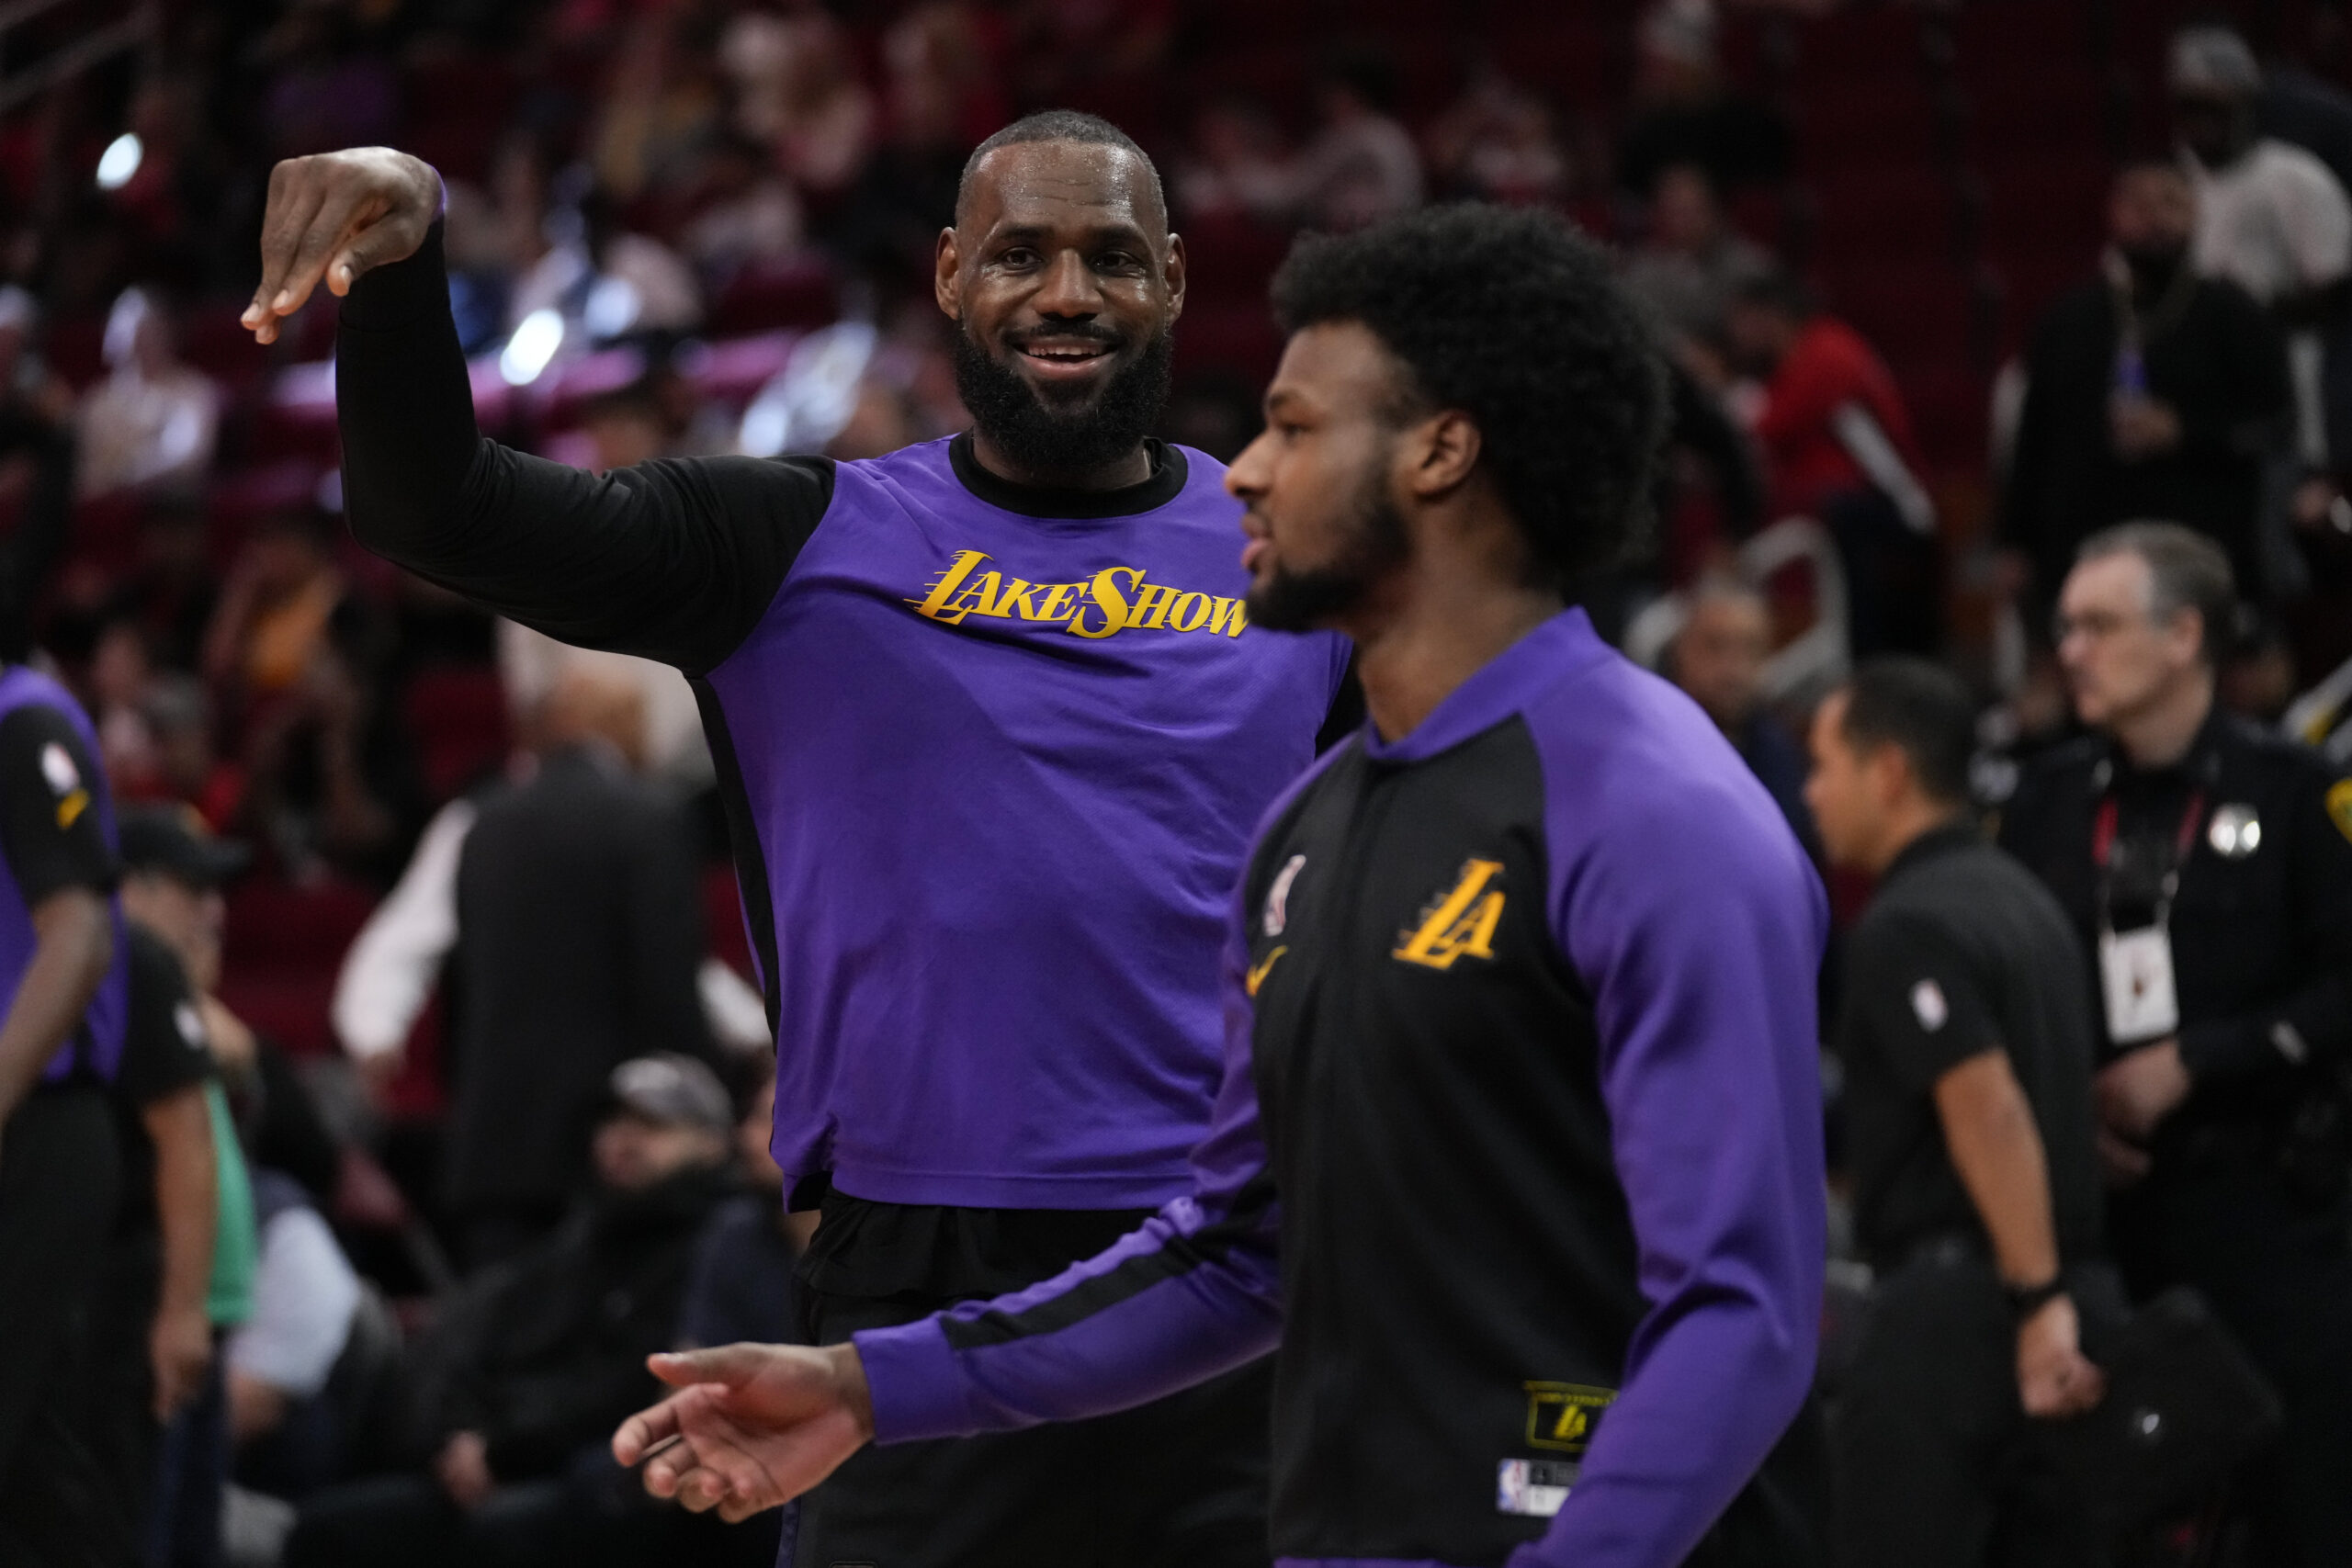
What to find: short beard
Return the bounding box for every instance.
[953,326,1174,481]
[1247,465,1411,632]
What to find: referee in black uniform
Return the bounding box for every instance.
[1999,523,2352,1565]
[0,667,133,1565]
[1806,659,2109,1568]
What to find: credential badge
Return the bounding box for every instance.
[2207,803,2261,859]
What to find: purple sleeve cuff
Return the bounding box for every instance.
[853,1319,974,1446]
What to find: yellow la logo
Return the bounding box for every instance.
[1523,1382,1616,1455]
[1392,858,1506,971]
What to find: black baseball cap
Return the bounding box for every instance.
[117,805,253,889]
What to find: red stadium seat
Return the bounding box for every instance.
[44,314,106,390]
[1820,263,1975,371]
[1179,216,1296,304]
[401,664,512,804]
[1792,4,1929,82]
[681,331,799,411]
[1484,17,1615,107]
[1898,366,1995,476]
[709,258,841,335]
[248,360,343,466]
[1806,168,1962,267]
[209,460,323,532]
[1171,302,1282,386]
[219,874,381,1057]
[180,304,269,393]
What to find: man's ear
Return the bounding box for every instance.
[1164,231,1187,323]
[1404,409,1482,501]
[2172,606,2210,667]
[1868,741,1915,812]
[934,227,963,321]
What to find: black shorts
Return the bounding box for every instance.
[787,1191,1272,1568]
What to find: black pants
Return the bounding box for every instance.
[148,1342,228,1568]
[87,1235,166,1546]
[0,1085,130,1568]
[1822,486,1940,660]
[794,1287,1272,1568]
[1831,1246,2100,1568]
[2110,1160,2352,1568]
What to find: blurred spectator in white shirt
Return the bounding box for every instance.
[77,288,219,500]
[2176,28,2352,315]
[1235,49,1423,231]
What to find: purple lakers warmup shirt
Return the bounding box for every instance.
[335,225,1349,1211]
[853,612,1828,1568]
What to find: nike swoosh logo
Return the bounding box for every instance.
[1245,946,1287,998]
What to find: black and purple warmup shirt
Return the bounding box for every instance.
[336,226,1349,1213]
[0,665,129,1085]
[857,612,1829,1568]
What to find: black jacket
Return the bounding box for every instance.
[2001,271,2289,605]
[1997,709,2352,1148]
[446,745,714,1209]
[413,1164,734,1480]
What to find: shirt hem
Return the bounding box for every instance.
[816,1161,1194,1211]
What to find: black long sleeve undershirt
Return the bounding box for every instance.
[335,223,832,676]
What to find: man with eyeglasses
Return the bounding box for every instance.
[1999,521,2352,1565]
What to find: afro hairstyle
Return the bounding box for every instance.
[1269,203,1668,586]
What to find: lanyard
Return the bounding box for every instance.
[2089,788,2206,870]
[2092,787,2204,931]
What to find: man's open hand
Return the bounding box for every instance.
[612,1341,876,1524]
[242,149,441,345]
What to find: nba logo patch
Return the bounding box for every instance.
[1910,979,1949,1032]
[1498,1458,1577,1518]
[1263,854,1305,937]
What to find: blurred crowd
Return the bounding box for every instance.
[2,0,2352,1564]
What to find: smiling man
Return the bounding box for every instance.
[617,206,1828,1568]
[243,113,1349,1566]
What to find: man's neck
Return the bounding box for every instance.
[1869,800,1967,878]
[1344,560,1563,744]
[2111,671,2215,770]
[967,428,1153,492]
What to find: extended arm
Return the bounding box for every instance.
[613,925,1286,1520]
[0,888,112,1122]
[1538,777,1826,1568]
[245,150,829,675]
[144,1083,220,1416]
[1936,1051,2057,1290]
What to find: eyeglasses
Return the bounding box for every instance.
[2052,609,2150,643]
